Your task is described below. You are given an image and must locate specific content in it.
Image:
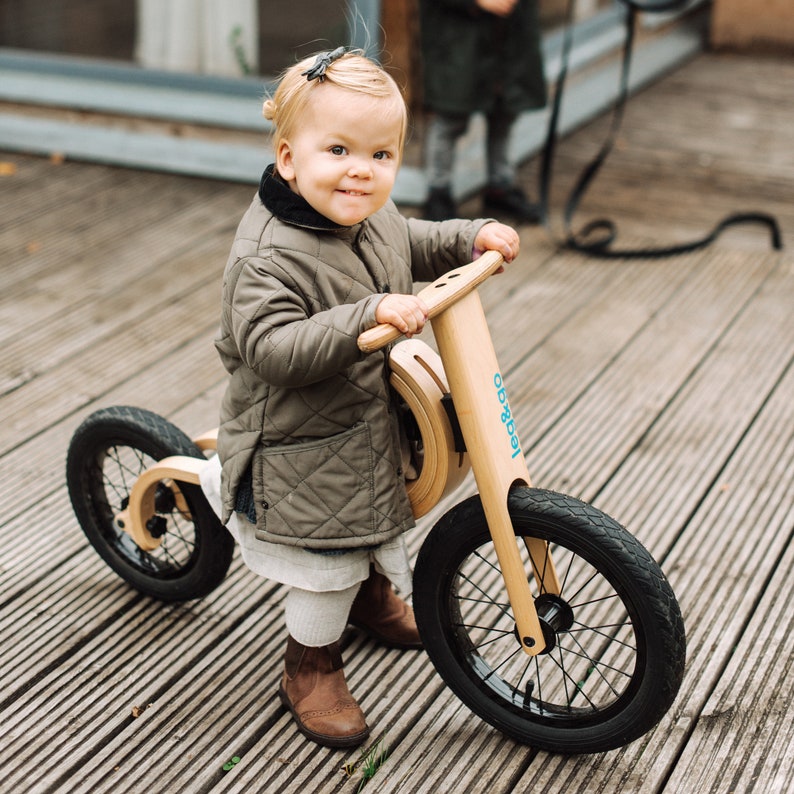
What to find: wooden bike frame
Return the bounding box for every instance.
[118,251,559,654]
[358,251,560,655]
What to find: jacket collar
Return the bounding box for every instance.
[259,164,352,232]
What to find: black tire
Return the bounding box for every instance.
[66,405,234,601]
[413,487,686,753]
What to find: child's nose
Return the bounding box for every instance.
[348,158,373,178]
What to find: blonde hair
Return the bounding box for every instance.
[263,50,408,156]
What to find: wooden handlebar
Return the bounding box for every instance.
[357,250,504,353]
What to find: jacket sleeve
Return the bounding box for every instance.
[403,215,494,282]
[225,257,383,388]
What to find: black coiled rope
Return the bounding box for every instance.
[538,0,783,258]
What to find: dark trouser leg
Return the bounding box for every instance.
[423,112,469,220]
[483,107,542,224]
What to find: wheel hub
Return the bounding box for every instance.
[514,593,575,655]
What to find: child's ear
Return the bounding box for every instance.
[276,139,296,182]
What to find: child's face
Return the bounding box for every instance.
[276,84,403,226]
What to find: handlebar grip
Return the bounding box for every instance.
[357,321,403,352]
[357,250,504,353]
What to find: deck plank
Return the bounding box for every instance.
[658,360,794,794]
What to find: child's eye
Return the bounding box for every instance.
[329,145,347,156]
[373,151,392,161]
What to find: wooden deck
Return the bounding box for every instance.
[1,51,793,793]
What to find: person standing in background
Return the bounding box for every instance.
[419,0,547,222]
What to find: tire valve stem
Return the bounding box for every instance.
[523,679,535,711]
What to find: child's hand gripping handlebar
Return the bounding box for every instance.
[357,250,504,353]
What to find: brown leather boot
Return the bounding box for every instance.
[279,635,370,748]
[348,565,423,649]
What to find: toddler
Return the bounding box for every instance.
[208,48,520,748]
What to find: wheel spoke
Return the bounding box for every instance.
[458,565,513,621]
[567,620,636,650]
[559,642,632,694]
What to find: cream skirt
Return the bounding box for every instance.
[199,454,413,595]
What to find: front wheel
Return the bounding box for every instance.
[66,405,234,601]
[413,487,686,754]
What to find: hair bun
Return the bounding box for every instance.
[262,98,277,120]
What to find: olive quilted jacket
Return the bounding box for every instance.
[214,167,488,549]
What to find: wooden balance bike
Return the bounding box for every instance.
[66,251,685,754]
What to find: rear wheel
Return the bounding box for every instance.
[413,487,686,753]
[66,405,234,601]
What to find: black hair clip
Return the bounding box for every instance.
[301,46,346,82]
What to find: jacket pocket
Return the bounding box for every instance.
[253,422,375,545]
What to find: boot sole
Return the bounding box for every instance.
[278,685,370,749]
